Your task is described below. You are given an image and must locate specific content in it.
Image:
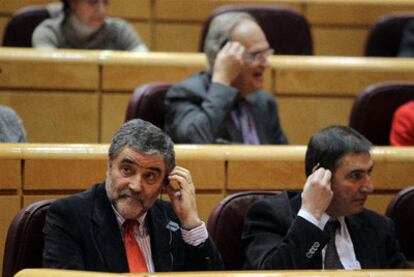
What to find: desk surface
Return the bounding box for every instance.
[14,268,414,277]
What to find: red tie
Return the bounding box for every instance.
[123,220,148,273]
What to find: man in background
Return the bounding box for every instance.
[165,12,286,145]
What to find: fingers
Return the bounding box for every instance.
[168,166,195,195]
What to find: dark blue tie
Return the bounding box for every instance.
[324,220,344,269]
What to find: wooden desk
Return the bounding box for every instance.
[2,48,414,144]
[13,268,414,277]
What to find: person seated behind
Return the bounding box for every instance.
[42,119,223,272]
[0,105,27,142]
[164,12,287,144]
[399,20,414,57]
[243,125,408,269]
[32,0,148,51]
[390,100,414,146]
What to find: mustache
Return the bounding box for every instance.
[118,189,149,210]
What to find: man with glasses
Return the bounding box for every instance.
[165,12,287,145]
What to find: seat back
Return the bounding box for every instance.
[2,199,55,277]
[124,82,173,129]
[199,4,313,55]
[386,186,414,263]
[2,5,51,47]
[349,81,414,145]
[207,191,281,270]
[365,13,414,57]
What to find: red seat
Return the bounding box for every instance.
[207,191,281,270]
[365,13,414,57]
[2,5,51,47]
[349,81,414,145]
[199,4,313,55]
[2,199,55,277]
[386,186,414,266]
[124,82,173,129]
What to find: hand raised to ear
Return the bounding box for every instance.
[301,167,333,220]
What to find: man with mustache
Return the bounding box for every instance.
[243,125,409,269]
[42,119,223,272]
[164,12,287,145]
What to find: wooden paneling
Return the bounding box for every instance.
[278,96,354,144]
[192,193,225,223]
[108,0,151,20]
[0,196,21,276]
[101,53,205,91]
[0,144,22,190]
[0,61,98,90]
[24,159,107,190]
[154,23,202,52]
[271,56,414,95]
[175,146,226,190]
[0,91,99,143]
[23,195,67,207]
[131,22,152,50]
[226,146,306,190]
[23,144,108,190]
[312,27,368,56]
[0,160,21,190]
[306,1,414,26]
[154,0,301,22]
[365,194,395,215]
[0,16,8,43]
[0,0,55,14]
[371,147,414,190]
[101,93,131,143]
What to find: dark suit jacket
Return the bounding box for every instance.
[242,191,408,269]
[43,183,223,272]
[164,71,287,144]
[399,20,414,57]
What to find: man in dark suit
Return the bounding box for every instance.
[242,125,408,269]
[164,12,287,145]
[42,119,223,273]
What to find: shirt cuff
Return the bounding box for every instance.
[181,221,208,246]
[298,209,330,230]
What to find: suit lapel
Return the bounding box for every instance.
[147,201,176,271]
[92,184,129,272]
[346,214,378,268]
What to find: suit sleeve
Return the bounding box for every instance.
[42,199,85,269]
[183,237,224,270]
[242,199,329,269]
[384,216,410,268]
[399,21,414,57]
[165,75,238,144]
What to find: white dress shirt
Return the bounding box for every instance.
[112,205,208,272]
[298,209,361,269]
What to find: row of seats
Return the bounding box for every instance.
[125,81,414,146]
[3,186,414,276]
[3,3,414,57]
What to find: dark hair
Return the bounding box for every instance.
[305,125,372,176]
[108,119,175,173]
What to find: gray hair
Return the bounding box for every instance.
[203,12,256,72]
[108,119,175,173]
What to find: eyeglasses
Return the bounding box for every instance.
[243,48,274,62]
